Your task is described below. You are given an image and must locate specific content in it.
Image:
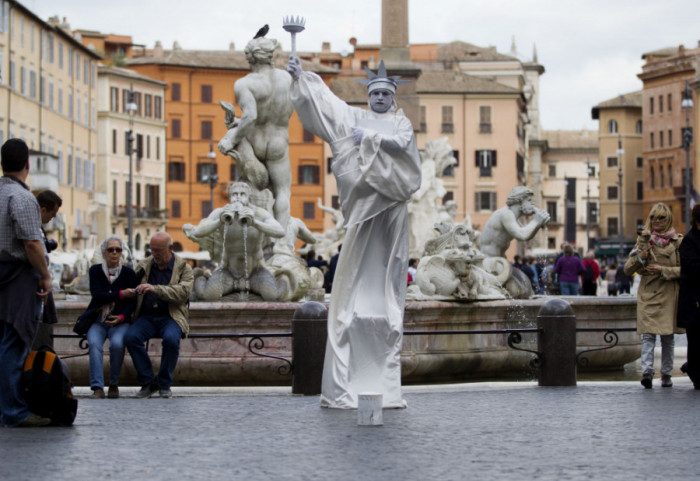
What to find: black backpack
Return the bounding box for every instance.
[583,262,595,283]
[22,346,78,426]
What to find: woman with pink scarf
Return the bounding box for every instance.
[624,203,684,389]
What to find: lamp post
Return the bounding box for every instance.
[125,83,138,266]
[682,80,694,232]
[202,139,218,214]
[617,135,624,260]
[586,158,591,251]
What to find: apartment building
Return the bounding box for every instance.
[0,1,101,250]
[638,43,699,234]
[591,92,643,257]
[97,66,167,256]
[539,130,600,254]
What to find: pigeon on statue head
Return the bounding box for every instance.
[254,24,269,39]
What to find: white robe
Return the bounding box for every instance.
[291,72,421,408]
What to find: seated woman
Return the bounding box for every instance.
[81,237,137,398]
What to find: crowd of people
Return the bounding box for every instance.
[521,244,633,298]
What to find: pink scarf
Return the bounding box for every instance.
[651,228,676,247]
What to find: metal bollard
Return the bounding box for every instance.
[291,301,328,395]
[537,298,577,386]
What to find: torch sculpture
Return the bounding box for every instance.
[282,15,306,56]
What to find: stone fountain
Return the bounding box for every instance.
[48,31,639,386]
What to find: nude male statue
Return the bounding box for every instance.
[182,182,286,301]
[217,37,293,230]
[478,186,550,258]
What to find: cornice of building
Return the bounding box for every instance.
[9,0,102,60]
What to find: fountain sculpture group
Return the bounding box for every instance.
[57,35,550,302]
[50,25,639,389]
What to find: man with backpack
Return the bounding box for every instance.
[0,139,53,427]
[581,250,601,296]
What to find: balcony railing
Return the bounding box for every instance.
[113,206,170,220]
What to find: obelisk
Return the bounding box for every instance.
[380,0,421,129]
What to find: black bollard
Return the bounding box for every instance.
[291,301,328,395]
[537,298,577,386]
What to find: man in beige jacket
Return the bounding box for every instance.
[124,232,193,398]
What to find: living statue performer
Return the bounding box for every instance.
[182,182,287,301]
[288,56,422,409]
[217,36,293,230]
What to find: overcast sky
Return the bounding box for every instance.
[25,0,700,131]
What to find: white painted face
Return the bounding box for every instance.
[369,89,394,113]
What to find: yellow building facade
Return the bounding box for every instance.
[0,2,100,250]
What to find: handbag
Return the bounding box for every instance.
[73,309,99,336]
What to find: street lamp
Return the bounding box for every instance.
[586,158,591,251]
[125,83,138,266]
[682,80,694,232]
[617,135,624,260]
[202,139,218,215]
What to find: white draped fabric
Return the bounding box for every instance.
[291,72,421,408]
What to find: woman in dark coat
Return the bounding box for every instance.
[81,237,137,398]
[677,204,700,389]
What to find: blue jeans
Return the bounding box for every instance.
[560,281,579,295]
[0,321,30,427]
[124,315,182,389]
[87,321,130,389]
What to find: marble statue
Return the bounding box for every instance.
[182,182,291,301]
[412,222,508,300]
[217,36,294,230]
[289,56,422,409]
[408,186,551,300]
[478,186,550,258]
[297,198,345,261]
[408,137,455,258]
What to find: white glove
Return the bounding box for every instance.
[352,127,364,145]
[287,56,302,79]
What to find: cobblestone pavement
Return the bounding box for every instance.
[1,379,699,481]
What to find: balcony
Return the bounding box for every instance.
[28,152,59,192]
[72,227,91,239]
[112,205,170,220]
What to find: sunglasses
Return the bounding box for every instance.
[651,215,667,221]
[106,247,123,253]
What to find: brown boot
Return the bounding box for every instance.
[91,387,106,399]
[107,385,119,399]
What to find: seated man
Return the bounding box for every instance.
[124,232,193,398]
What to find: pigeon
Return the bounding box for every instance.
[254,24,269,39]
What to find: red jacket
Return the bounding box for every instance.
[581,259,600,282]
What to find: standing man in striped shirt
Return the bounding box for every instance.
[0,139,53,427]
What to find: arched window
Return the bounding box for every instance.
[608,119,618,134]
[173,242,183,252]
[135,233,142,251]
[650,166,655,189]
[636,120,643,134]
[668,165,673,187]
[660,165,665,188]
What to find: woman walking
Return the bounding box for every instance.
[624,203,683,388]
